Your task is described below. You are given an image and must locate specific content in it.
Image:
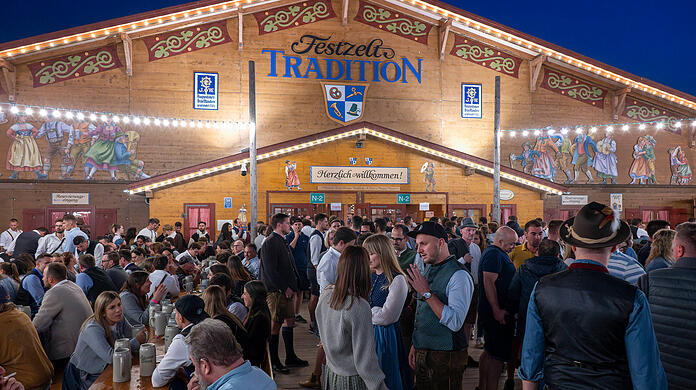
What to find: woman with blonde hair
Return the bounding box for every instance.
[645,228,677,272]
[363,234,412,390]
[63,291,147,390]
[317,245,388,390]
[202,285,250,358]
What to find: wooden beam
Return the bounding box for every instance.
[612,87,631,120]
[529,54,546,92]
[1,58,16,102]
[439,19,452,61]
[342,0,350,26]
[0,58,15,72]
[238,7,244,50]
[120,33,133,77]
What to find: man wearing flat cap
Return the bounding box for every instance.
[404,221,473,390]
[152,295,209,388]
[519,202,667,389]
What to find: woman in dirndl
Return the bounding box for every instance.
[6,113,43,179]
[363,234,413,390]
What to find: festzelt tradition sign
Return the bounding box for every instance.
[263,35,422,83]
[310,166,409,184]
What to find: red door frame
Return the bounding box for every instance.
[183,203,216,243]
[447,204,487,219]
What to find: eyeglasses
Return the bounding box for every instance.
[391,237,404,242]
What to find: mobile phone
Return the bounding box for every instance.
[159,274,168,286]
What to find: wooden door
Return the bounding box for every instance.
[46,206,96,236]
[491,204,517,224]
[22,209,45,232]
[184,203,216,243]
[95,209,117,238]
[449,204,486,222]
[268,203,312,220]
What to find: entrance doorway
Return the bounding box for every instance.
[184,203,216,243]
[449,204,486,222]
[368,204,406,221]
[22,207,117,237]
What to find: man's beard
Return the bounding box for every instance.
[197,372,208,389]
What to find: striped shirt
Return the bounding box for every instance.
[608,250,646,284]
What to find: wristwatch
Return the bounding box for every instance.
[423,291,432,300]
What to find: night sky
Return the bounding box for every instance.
[3,0,696,97]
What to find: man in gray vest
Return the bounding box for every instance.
[405,221,473,390]
[638,221,696,390]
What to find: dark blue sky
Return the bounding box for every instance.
[4,0,696,97]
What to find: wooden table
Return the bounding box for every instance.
[89,327,168,390]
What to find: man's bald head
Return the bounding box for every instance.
[494,226,518,253]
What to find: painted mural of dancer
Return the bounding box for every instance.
[509,142,537,175]
[84,119,127,180]
[571,133,597,184]
[531,134,559,181]
[629,135,657,184]
[668,146,692,185]
[36,119,72,179]
[6,112,43,179]
[551,134,573,184]
[593,133,618,184]
[285,160,301,190]
[421,161,436,192]
[64,121,96,179]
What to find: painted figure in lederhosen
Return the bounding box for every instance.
[6,112,43,179]
[64,121,96,179]
[509,142,538,175]
[285,160,301,190]
[117,131,150,180]
[551,135,574,184]
[571,133,597,184]
[629,135,657,184]
[421,161,436,192]
[36,119,72,179]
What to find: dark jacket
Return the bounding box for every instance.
[12,231,42,257]
[259,232,299,293]
[106,265,128,291]
[83,267,117,304]
[507,255,567,337]
[638,257,696,390]
[244,312,271,368]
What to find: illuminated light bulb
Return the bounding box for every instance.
[171,120,179,127]
[10,106,19,114]
[63,39,68,44]
[112,115,120,123]
[590,127,597,133]
[89,113,97,121]
[533,130,541,136]
[143,118,151,125]
[91,33,96,38]
[162,119,170,126]
[144,21,149,26]
[621,125,629,131]
[154,118,161,126]
[50,42,55,47]
[547,128,555,135]
[197,122,203,128]
[133,117,141,125]
[522,130,529,137]
[692,121,696,127]
[189,121,196,128]
[35,45,40,50]
[77,36,83,41]
[575,128,583,134]
[65,111,73,119]
[123,116,130,124]
[52,110,62,118]
[639,124,646,130]
[100,114,108,122]
[656,122,664,129]
[561,128,569,135]
[205,122,211,128]
[25,107,34,115]
[606,126,613,132]
[509,131,516,137]
[675,121,682,128]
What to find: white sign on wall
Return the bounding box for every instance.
[461,83,482,119]
[330,202,342,211]
[419,202,430,211]
[51,193,89,205]
[610,193,623,212]
[310,166,409,184]
[217,220,235,231]
[194,72,219,110]
[500,189,515,201]
[562,195,589,206]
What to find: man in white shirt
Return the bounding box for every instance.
[0,218,22,252]
[36,219,66,257]
[317,227,357,292]
[152,295,208,387]
[176,242,201,265]
[137,218,160,243]
[148,255,179,298]
[242,243,260,279]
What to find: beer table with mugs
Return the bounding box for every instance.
[89,324,169,389]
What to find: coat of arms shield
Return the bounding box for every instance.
[322,83,368,124]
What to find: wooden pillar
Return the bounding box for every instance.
[612,87,631,120]
[439,19,452,61]
[529,55,546,92]
[120,33,133,77]
[342,0,350,26]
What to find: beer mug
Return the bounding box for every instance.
[201,278,209,290]
[113,347,131,383]
[161,303,174,316]
[155,312,167,337]
[164,324,179,353]
[139,343,156,377]
[115,338,130,354]
[132,324,147,343]
[149,303,161,328]
[185,281,194,293]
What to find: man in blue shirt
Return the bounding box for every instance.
[520,202,667,390]
[15,253,52,316]
[61,214,88,255]
[185,318,276,390]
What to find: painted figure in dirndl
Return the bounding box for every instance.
[593,134,618,184]
[285,160,301,190]
[629,135,657,184]
[6,112,43,179]
[668,146,692,185]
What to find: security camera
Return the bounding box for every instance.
[241,162,248,176]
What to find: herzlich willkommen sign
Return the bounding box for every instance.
[310,166,409,184]
[194,72,219,110]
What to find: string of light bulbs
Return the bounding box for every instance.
[0,102,249,130]
[499,118,696,139]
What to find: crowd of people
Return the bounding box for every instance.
[0,205,695,390]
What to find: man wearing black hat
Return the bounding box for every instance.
[404,221,473,390]
[519,202,667,390]
[152,294,209,388]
